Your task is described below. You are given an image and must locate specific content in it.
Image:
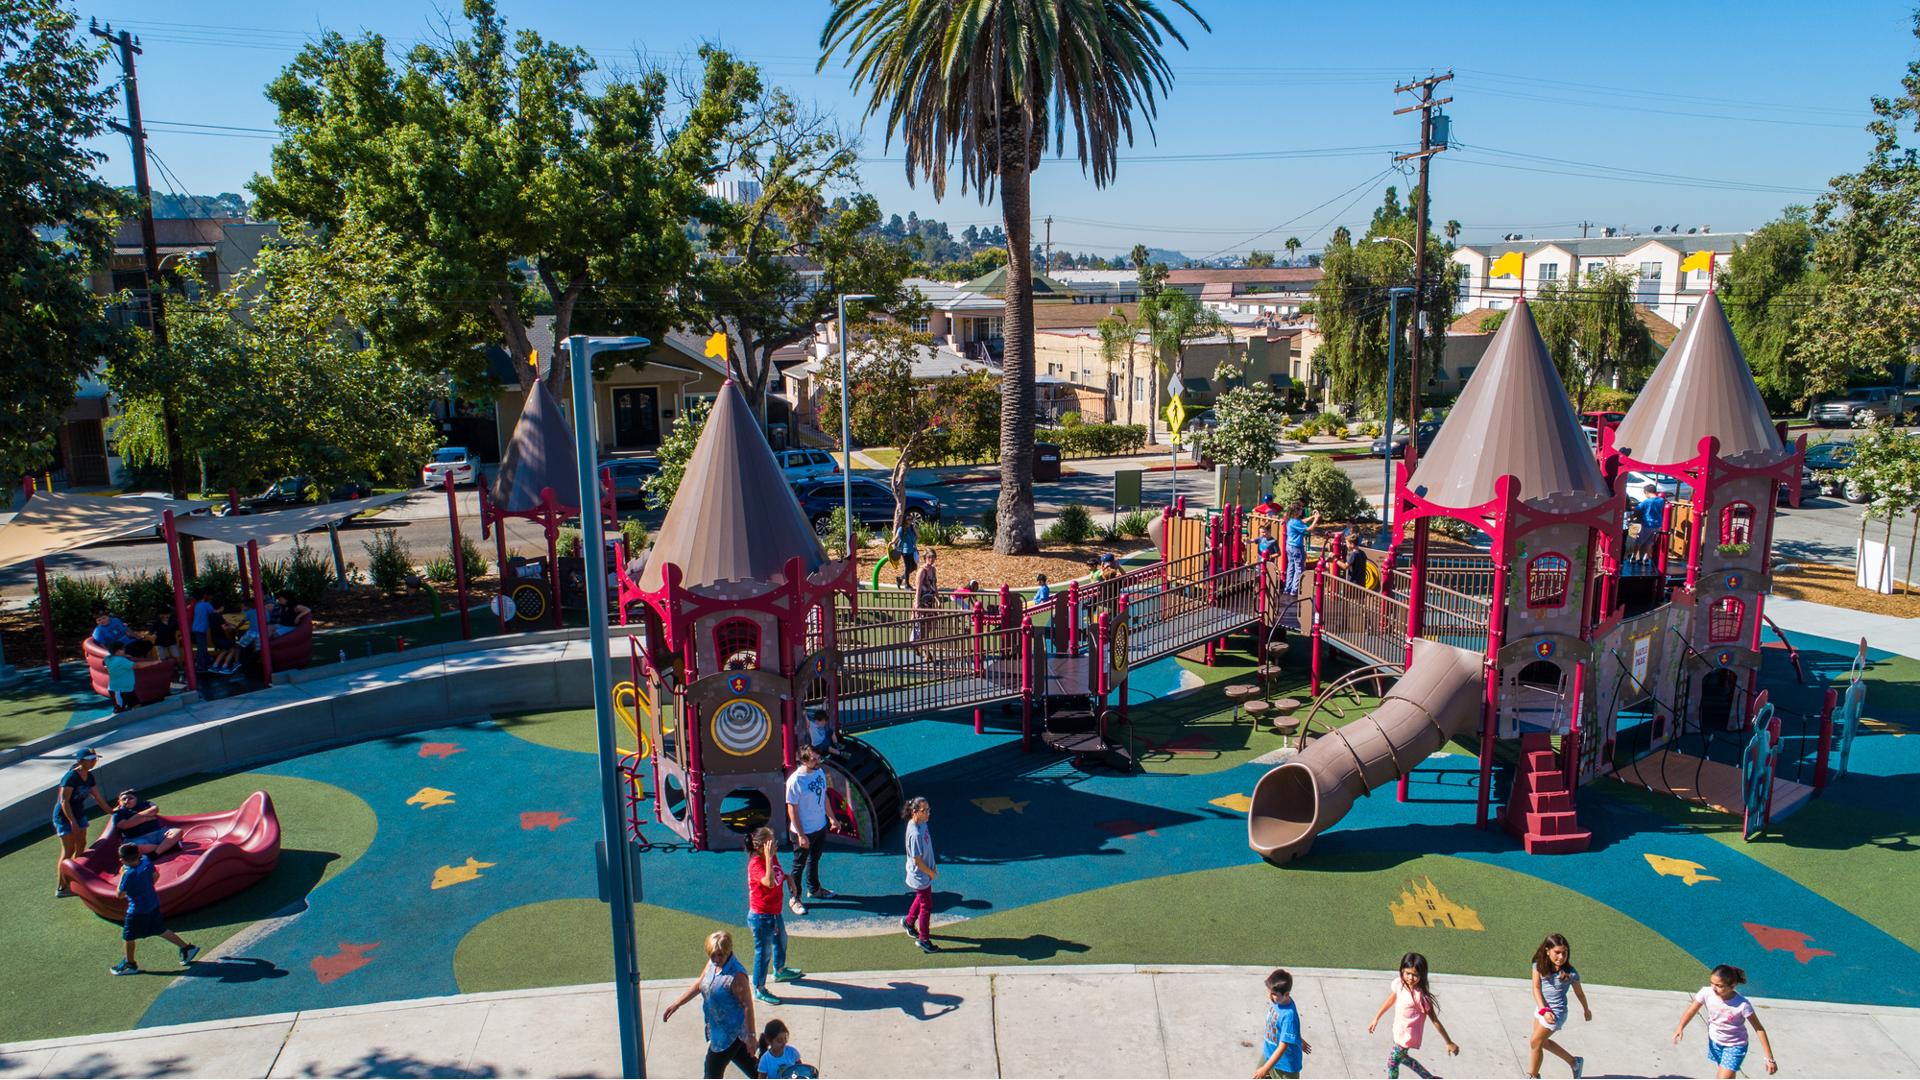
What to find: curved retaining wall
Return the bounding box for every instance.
[0,628,641,845]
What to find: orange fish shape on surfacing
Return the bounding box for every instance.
[1743,922,1835,964]
[520,811,576,832]
[312,942,379,984]
[418,742,465,759]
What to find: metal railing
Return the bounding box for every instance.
[1419,580,1492,654]
[1318,572,1412,666]
[827,601,1022,729]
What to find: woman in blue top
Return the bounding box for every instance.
[1282,505,1320,595]
[664,930,759,1078]
[53,747,111,898]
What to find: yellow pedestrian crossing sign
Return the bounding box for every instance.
[1165,397,1187,436]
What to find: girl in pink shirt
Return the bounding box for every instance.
[1368,952,1459,1078]
[1673,964,1778,1078]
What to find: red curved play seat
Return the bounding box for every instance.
[61,790,282,920]
[265,615,314,671]
[80,638,176,704]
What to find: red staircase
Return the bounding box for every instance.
[1504,733,1591,854]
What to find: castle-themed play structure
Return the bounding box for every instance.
[1249,292,1812,862]
[513,289,1831,863]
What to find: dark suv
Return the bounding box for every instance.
[602,458,660,508]
[793,478,941,534]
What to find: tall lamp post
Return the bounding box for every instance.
[566,334,651,1079]
[836,293,877,558]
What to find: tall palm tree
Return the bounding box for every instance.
[1444,219,1461,242]
[1284,236,1301,264]
[821,0,1208,554]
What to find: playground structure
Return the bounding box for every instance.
[1251,292,1817,862]
[608,382,1284,851]
[60,790,282,920]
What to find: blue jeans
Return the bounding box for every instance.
[1284,548,1307,594]
[747,912,786,988]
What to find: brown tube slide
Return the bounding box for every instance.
[1248,639,1485,864]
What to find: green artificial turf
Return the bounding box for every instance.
[455,853,1702,996]
[0,668,95,751]
[0,772,377,1043]
[493,707,601,756]
[1599,779,1920,952]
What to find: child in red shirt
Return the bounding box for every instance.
[746,827,803,1005]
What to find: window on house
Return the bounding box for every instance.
[1719,502,1755,546]
[1685,304,1698,322]
[1585,261,1604,276]
[1540,263,1560,282]
[1526,553,1571,608]
[1134,377,1145,400]
[911,316,930,334]
[713,617,761,670]
[1708,596,1745,643]
[1639,261,1663,280]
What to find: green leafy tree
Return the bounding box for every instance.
[1097,308,1140,426]
[1272,455,1371,523]
[642,397,713,511]
[1141,288,1226,438]
[0,1,130,481]
[821,0,1210,555]
[692,87,912,421]
[1309,188,1459,414]
[1844,417,1920,593]
[1202,384,1285,471]
[817,315,971,529]
[251,1,750,393]
[912,246,1009,281]
[1720,208,1824,412]
[1284,237,1302,264]
[1245,250,1276,269]
[1529,264,1656,414]
[111,229,441,492]
[1795,13,1920,407]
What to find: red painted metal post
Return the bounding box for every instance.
[162,511,197,692]
[1478,484,1517,832]
[227,488,247,594]
[1814,687,1837,794]
[1094,612,1111,743]
[972,600,986,735]
[1309,555,1325,696]
[542,488,563,629]
[1066,580,1081,656]
[1115,594,1131,730]
[35,558,57,679]
[1566,660,1587,792]
[1019,614,1035,752]
[613,540,628,626]
[445,473,471,640]
[248,540,274,686]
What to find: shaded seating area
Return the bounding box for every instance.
[60,790,281,919]
[265,614,315,671]
[80,639,176,705]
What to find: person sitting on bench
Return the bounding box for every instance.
[109,790,183,856]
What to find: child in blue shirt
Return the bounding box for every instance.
[112,844,199,975]
[1257,968,1310,1078]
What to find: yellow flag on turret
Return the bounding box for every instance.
[528,348,538,371]
[705,331,727,358]
[1679,249,1715,274]
[1489,251,1524,279]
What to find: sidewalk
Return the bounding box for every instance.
[3,965,1915,1078]
[1764,595,1920,661]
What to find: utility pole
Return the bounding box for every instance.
[1394,71,1452,470]
[1043,215,1053,274]
[93,21,187,498]
[1580,220,1593,239]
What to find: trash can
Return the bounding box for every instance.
[1033,441,1062,482]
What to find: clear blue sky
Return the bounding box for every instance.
[79,0,1916,258]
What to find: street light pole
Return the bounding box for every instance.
[837,293,876,558]
[567,333,651,1079]
[1383,286,1415,531]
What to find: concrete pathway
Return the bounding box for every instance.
[3,965,1916,1078]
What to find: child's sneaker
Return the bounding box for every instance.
[753,987,781,1006]
[901,916,917,937]
[179,943,201,965]
[110,960,139,976]
[916,938,940,954]
[810,887,837,900]
[787,897,807,916]
[773,967,804,983]
[55,886,73,898]
[1571,1057,1584,1079]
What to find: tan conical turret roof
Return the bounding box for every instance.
[638,381,829,594]
[1612,292,1782,466]
[1410,300,1606,508]
[491,381,581,513]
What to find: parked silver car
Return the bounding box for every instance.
[1811,387,1910,427]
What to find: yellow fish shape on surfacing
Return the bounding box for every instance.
[432,857,495,890]
[407,787,456,809]
[1644,853,1719,886]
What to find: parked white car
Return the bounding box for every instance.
[421,446,480,487]
[776,448,840,484]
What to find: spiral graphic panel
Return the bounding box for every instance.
[711,697,773,758]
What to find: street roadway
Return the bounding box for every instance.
[0,445,1902,599]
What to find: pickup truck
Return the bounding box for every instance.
[1811,387,1910,427]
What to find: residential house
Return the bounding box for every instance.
[1442,305,1679,398]
[1450,230,1746,329]
[1165,267,1324,326]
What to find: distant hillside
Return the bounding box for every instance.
[117,189,249,219]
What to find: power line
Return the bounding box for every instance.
[1198,167,1397,262]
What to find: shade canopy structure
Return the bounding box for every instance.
[492,381,581,513]
[0,493,203,571]
[638,381,828,594]
[1410,300,1607,508]
[172,493,407,547]
[1611,292,1783,467]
